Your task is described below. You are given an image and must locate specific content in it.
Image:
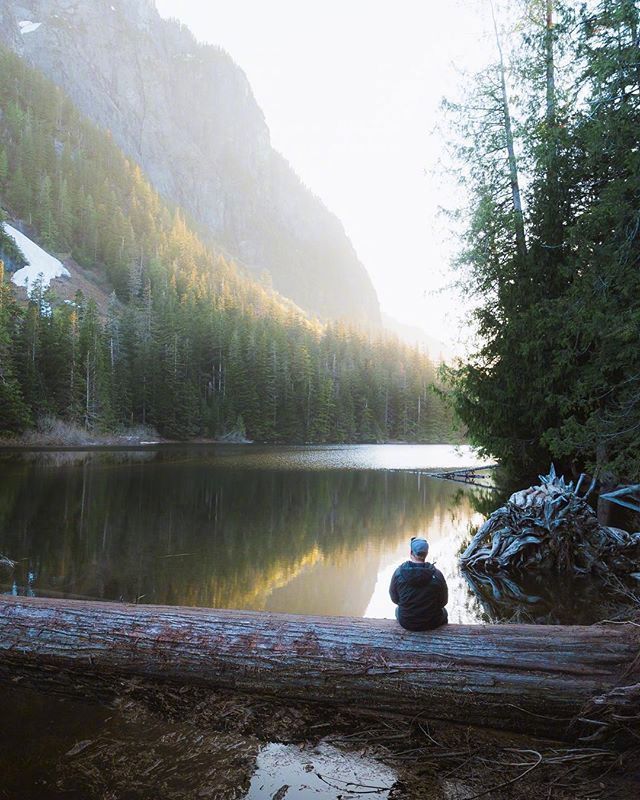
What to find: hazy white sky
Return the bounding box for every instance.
[156,0,494,346]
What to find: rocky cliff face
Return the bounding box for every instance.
[1,0,381,326]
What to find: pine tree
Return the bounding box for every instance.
[0,260,31,433]
[0,147,8,188]
[541,0,640,480]
[35,173,57,249]
[445,0,640,480]
[0,44,450,447]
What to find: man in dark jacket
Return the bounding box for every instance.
[389,537,448,631]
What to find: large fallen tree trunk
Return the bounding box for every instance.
[1,596,638,741]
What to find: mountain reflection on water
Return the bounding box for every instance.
[0,444,625,799]
[0,444,491,623]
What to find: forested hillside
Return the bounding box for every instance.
[0,0,381,326]
[445,0,640,481]
[0,47,453,443]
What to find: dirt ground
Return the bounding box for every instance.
[38,680,640,800]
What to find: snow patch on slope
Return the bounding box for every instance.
[19,21,42,34]
[4,224,70,290]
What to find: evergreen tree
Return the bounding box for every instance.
[445,0,640,480]
[0,148,8,188]
[0,260,31,433]
[0,44,452,446]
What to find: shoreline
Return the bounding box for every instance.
[0,438,249,452]
[0,438,467,453]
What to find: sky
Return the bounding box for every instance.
[155,0,495,350]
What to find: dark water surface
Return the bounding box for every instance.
[0,444,614,798]
[0,444,493,623]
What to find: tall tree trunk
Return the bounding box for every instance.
[491,0,527,261]
[544,0,564,261]
[546,0,556,123]
[632,7,640,94]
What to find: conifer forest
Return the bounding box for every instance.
[2,1,640,798]
[0,48,451,444]
[444,0,640,482]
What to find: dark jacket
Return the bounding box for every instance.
[389,561,448,631]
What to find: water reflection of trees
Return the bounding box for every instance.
[0,453,470,613]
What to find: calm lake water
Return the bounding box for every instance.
[0,444,614,798]
[0,444,495,624]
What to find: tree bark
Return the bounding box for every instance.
[490,0,527,261]
[546,0,556,125]
[1,596,638,741]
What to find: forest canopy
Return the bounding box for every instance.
[444,0,640,481]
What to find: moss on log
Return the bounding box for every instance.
[1,596,638,741]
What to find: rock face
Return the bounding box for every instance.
[1,0,381,326]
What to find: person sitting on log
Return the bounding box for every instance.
[389,537,448,631]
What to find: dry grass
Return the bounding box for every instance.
[1,417,161,447]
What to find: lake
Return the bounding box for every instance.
[0,444,614,798]
[0,444,495,624]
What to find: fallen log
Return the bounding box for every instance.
[1,595,638,742]
[428,464,498,489]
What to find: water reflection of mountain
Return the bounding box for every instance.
[0,450,480,616]
[265,545,380,617]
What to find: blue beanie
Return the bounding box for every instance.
[410,537,429,558]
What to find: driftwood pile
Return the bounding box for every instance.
[460,466,640,577]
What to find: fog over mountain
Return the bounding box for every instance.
[0,0,381,326]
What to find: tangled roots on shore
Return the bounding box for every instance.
[460,466,640,577]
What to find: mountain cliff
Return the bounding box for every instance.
[0,0,381,326]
